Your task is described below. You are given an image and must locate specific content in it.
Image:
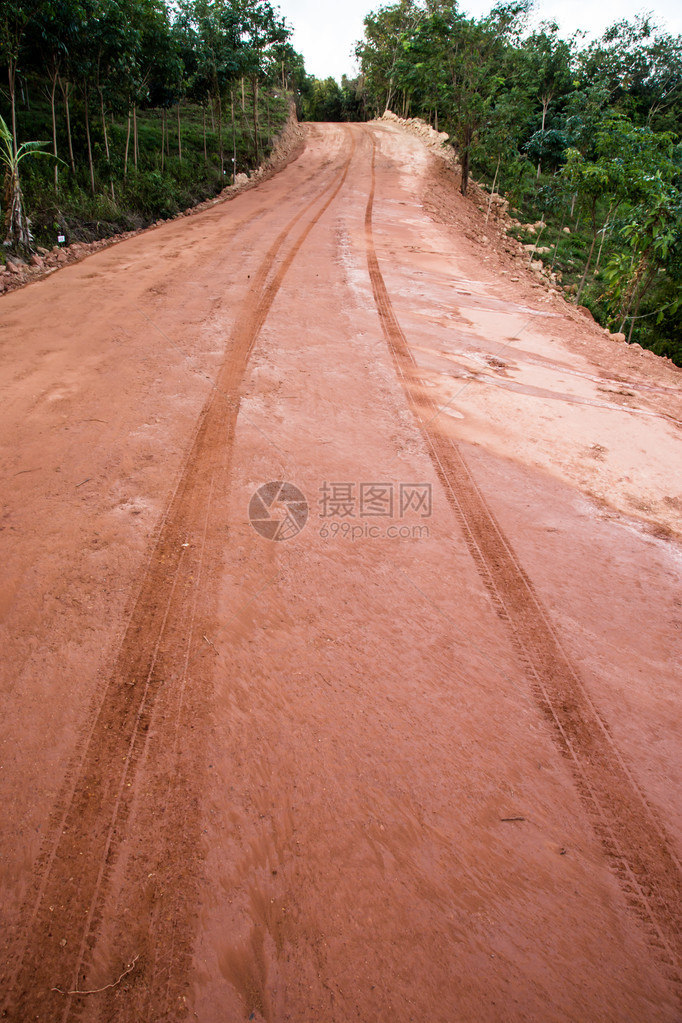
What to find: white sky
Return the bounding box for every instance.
[275,0,682,82]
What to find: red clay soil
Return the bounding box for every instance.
[1,122,681,1023]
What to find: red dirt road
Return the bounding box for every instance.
[1,122,681,1023]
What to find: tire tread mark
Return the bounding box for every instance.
[363,129,682,986]
[1,126,355,1023]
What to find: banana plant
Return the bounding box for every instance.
[0,113,61,252]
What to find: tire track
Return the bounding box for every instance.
[362,129,682,985]
[1,127,355,1023]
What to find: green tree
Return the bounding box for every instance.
[354,0,423,116]
[236,0,289,164]
[0,0,32,157]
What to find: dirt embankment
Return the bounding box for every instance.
[380,111,679,369]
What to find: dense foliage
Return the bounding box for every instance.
[0,0,305,248]
[350,1,682,363]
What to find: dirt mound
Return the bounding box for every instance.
[378,110,458,168]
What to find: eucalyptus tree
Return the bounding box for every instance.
[236,0,290,164]
[578,16,682,133]
[518,22,574,176]
[398,0,531,195]
[354,0,424,116]
[175,0,242,176]
[24,0,80,181]
[0,0,32,156]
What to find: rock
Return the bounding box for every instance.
[37,245,49,255]
[610,332,626,342]
[55,250,68,263]
[577,305,595,321]
[7,261,22,275]
[563,227,571,235]
[30,254,44,268]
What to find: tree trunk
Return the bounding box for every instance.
[384,78,394,113]
[60,77,76,174]
[49,70,59,187]
[231,89,236,183]
[619,259,653,338]
[8,59,18,157]
[550,218,566,271]
[99,87,110,164]
[626,266,656,343]
[133,105,138,169]
[177,101,182,163]
[576,230,598,305]
[241,77,245,111]
[252,77,259,164]
[124,108,131,178]
[595,204,618,273]
[217,90,224,180]
[84,88,95,194]
[240,102,254,147]
[161,108,165,170]
[485,153,501,225]
[537,98,549,179]
[202,104,207,163]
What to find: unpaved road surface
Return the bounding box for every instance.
[1,123,681,1023]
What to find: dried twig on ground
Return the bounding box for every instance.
[52,954,140,996]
